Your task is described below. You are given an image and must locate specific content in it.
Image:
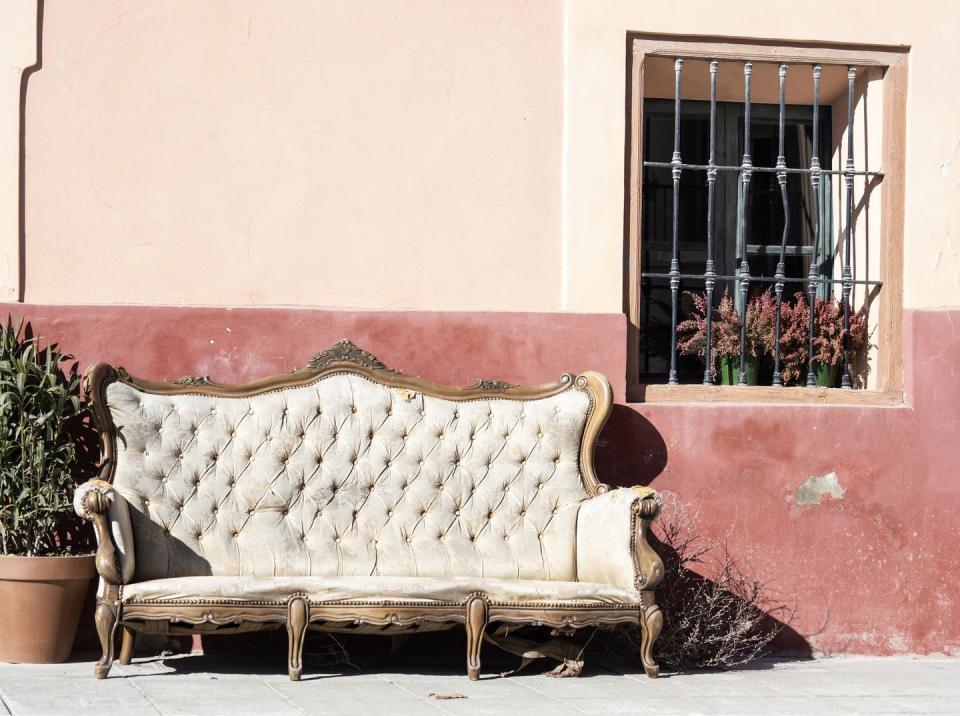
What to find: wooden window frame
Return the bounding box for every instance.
[625,34,909,405]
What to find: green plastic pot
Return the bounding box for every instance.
[717,355,759,386]
[814,362,840,388]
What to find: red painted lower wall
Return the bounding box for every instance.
[10,303,959,655]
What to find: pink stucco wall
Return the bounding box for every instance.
[12,303,959,655]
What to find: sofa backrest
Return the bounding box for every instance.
[87,341,612,584]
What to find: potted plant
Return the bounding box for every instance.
[676,288,774,385]
[773,292,870,387]
[0,317,93,663]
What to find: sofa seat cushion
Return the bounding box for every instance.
[122,575,641,606]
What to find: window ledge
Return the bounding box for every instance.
[629,383,904,407]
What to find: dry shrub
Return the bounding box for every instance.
[628,493,793,670]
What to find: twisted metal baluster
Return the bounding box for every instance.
[772,64,790,387]
[703,60,719,384]
[805,65,823,387]
[668,58,684,385]
[841,66,856,388]
[738,62,753,385]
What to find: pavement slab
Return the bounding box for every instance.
[0,653,957,715]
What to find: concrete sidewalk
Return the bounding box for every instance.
[0,653,957,715]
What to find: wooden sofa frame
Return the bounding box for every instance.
[79,340,664,680]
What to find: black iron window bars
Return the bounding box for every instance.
[642,59,884,388]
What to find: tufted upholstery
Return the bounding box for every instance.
[106,373,597,584]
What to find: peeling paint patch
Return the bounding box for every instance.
[795,471,845,505]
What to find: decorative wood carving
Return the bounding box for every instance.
[640,603,663,678]
[465,595,489,681]
[471,379,517,391]
[286,597,308,681]
[305,339,397,372]
[173,375,213,386]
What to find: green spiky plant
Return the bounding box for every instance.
[0,317,85,556]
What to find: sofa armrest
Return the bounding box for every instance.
[576,487,664,592]
[73,480,135,585]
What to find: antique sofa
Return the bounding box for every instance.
[74,340,664,681]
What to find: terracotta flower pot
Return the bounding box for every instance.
[0,554,96,663]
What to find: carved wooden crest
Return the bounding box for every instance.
[470,379,517,391]
[305,339,397,373]
[173,375,213,387]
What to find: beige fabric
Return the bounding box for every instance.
[73,479,136,585]
[121,575,641,606]
[576,488,642,592]
[105,374,594,582]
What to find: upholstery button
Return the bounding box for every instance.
[386,460,392,467]
[454,460,460,467]
[228,481,236,488]
[418,459,424,466]
[282,510,288,516]
[370,538,377,545]
[178,505,184,513]
[387,510,394,517]
[161,477,168,485]
[233,531,239,538]
[538,483,544,490]
[158,428,163,435]
[231,431,237,438]
[455,510,461,517]
[267,435,273,442]
[212,508,218,515]
[193,429,199,436]
[210,408,216,415]
[538,432,543,438]
[143,450,149,456]
[335,537,342,544]
[520,510,526,517]
[248,409,254,415]
[284,409,289,416]
[504,535,510,541]
[420,510,426,517]
[406,537,412,543]
[351,406,357,413]
[504,486,510,492]
[488,511,494,519]
[178,454,184,461]
[144,499,150,506]
[248,509,254,515]
[438,485,444,492]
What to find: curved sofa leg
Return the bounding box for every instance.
[118,625,136,665]
[639,602,663,678]
[465,595,488,681]
[94,602,119,679]
[287,596,308,681]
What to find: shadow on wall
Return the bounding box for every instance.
[596,406,813,664]
[17,0,44,301]
[595,405,668,488]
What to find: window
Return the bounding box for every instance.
[626,37,908,404]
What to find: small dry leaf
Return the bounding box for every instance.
[429,692,466,700]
